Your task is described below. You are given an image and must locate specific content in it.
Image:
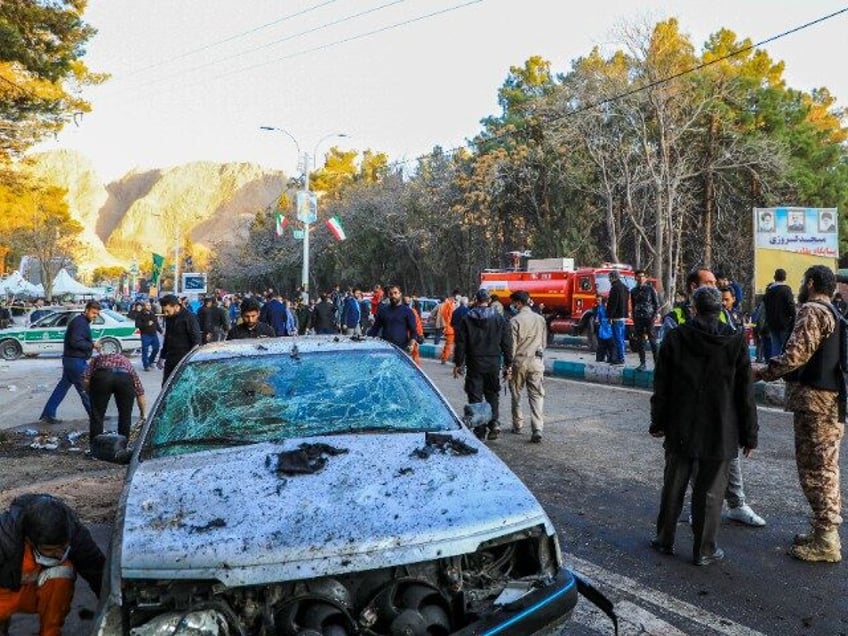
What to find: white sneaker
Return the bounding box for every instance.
[725,504,766,527]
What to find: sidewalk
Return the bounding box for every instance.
[420,337,786,408]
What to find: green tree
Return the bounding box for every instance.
[0,0,106,178]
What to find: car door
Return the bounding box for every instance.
[90,314,106,343]
[24,313,66,354]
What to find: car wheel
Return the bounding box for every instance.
[99,338,122,355]
[0,339,22,361]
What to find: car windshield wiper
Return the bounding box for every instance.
[149,436,258,451]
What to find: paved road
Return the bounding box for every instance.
[423,358,847,635]
[1,352,845,635]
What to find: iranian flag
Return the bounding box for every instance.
[275,213,288,237]
[325,215,346,241]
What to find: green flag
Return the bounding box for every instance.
[150,253,165,285]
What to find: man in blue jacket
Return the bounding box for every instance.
[368,285,419,353]
[38,302,102,425]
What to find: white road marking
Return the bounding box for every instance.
[565,553,768,636]
[573,599,688,635]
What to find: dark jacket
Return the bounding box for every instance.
[650,315,758,459]
[606,279,629,320]
[227,322,276,340]
[368,302,418,349]
[763,282,796,331]
[198,304,229,338]
[310,300,337,333]
[134,309,162,336]
[454,306,513,372]
[0,494,104,596]
[63,313,95,359]
[630,283,660,322]
[160,308,201,362]
[259,298,289,336]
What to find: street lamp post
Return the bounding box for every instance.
[260,127,347,303]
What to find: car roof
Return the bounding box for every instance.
[187,335,398,363]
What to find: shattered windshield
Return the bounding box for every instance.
[145,349,459,457]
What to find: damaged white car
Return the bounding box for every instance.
[95,337,616,635]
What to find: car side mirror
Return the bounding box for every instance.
[462,403,492,428]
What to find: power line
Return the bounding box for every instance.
[118,0,341,80]
[386,4,848,171]
[115,0,410,97]
[217,0,483,78]
[96,0,484,105]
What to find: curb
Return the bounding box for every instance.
[419,342,785,407]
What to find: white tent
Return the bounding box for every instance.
[50,269,97,296]
[0,271,42,296]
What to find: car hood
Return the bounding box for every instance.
[120,432,551,586]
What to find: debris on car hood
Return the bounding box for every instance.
[120,432,550,586]
[411,432,478,459]
[266,442,348,475]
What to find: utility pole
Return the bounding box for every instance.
[301,151,310,304]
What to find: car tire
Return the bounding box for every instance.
[99,338,122,355]
[0,339,22,361]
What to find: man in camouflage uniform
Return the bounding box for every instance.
[755,265,845,562]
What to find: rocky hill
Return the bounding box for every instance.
[29,150,287,275]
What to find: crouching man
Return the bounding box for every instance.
[0,494,104,636]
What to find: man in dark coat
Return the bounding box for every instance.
[453,289,513,441]
[763,268,796,354]
[197,296,229,343]
[156,294,202,385]
[39,301,102,425]
[650,286,758,566]
[367,284,419,351]
[227,298,275,340]
[0,494,104,635]
[310,294,337,335]
[606,270,629,364]
[259,292,289,336]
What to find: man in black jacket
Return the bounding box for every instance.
[156,294,201,385]
[650,286,758,566]
[227,298,275,340]
[630,269,660,371]
[135,300,162,371]
[38,302,102,425]
[763,268,796,354]
[0,494,104,635]
[606,270,630,365]
[197,296,229,343]
[453,289,513,441]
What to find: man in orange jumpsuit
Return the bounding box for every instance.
[405,294,425,366]
[439,289,461,364]
[0,494,104,636]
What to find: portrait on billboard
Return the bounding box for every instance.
[818,210,837,233]
[757,210,775,233]
[787,210,806,232]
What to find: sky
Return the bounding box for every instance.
[33,0,848,183]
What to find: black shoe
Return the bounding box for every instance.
[487,428,500,441]
[38,416,62,425]
[473,426,487,440]
[636,364,647,372]
[530,433,542,443]
[694,547,725,566]
[650,538,674,555]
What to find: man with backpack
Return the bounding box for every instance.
[755,265,846,563]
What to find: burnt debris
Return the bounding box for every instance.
[411,432,478,459]
[266,442,349,476]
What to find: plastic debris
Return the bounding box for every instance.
[30,434,59,450]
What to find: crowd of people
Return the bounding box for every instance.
[5,262,847,632]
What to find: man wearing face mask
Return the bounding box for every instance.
[0,494,104,635]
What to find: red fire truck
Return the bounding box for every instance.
[479,258,648,345]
